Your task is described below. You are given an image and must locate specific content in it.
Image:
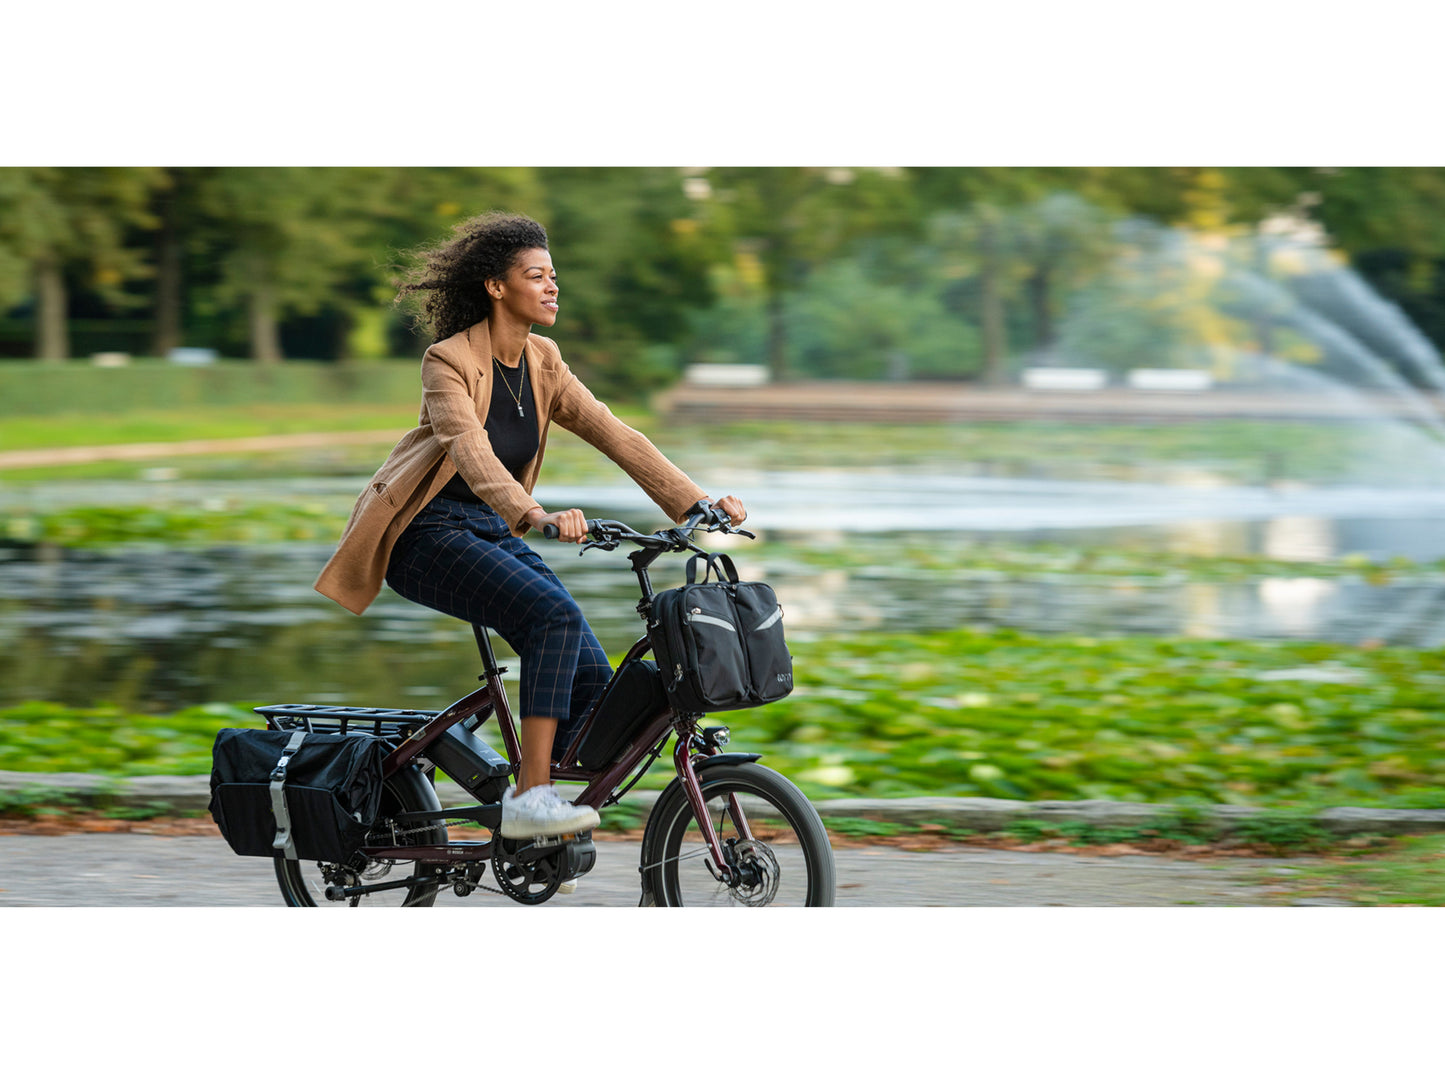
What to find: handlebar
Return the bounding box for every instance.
[539,500,754,552]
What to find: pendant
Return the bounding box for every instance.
[517,404,525,418]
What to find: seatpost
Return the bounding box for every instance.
[472,624,504,680]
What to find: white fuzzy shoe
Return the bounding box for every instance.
[499,785,600,840]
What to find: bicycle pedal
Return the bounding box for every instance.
[556,879,578,895]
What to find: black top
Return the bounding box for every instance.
[439,356,539,503]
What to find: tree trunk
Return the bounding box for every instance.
[151,190,183,358]
[977,219,1009,386]
[980,263,1007,386]
[765,289,787,382]
[1028,266,1054,354]
[248,282,283,364]
[35,258,69,362]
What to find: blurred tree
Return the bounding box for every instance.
[0,167,163,360]
[788,257,981,379]
[147,167,216,358]
[701,167,917,381]
[1306,168,1445,376]
[192,168,385,363]
[927,205,1033,385]
[1300,168,1445,262]
[1008,193,1116,354]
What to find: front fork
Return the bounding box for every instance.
[672,732,753,880]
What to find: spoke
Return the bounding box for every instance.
[640,843,714,874]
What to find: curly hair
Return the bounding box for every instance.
[395,211,549,343]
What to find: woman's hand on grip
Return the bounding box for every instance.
[712,494,747,527]
[525,506,588,543]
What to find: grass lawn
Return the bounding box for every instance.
[1255,834,1445,904]
[0,404,417,451]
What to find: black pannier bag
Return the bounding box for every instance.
[575,658,671,769]
[209,728,387,863]
[650,553,793,714]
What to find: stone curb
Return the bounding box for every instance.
[4,770,1445,837]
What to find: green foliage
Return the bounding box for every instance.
[1,503,344,547]
[1229,809,1335,852]
[0,167,164,311]
[0,782,80,816]
[786,259,982,379]
[720,627,1445,808]
[822,816,912,838]
[597,804,646,832]
[6,166,1445,378]
[0,701,255,775]
[5,630,1444,817]
[1002,810,1215,847]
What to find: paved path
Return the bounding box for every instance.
[0,833,1304,907]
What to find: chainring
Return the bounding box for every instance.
[489,835,565,905]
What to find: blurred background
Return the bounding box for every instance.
[3,166,1444,812]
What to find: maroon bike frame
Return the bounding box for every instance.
[362,626,740,873]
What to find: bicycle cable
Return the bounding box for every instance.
[602,732,671,809]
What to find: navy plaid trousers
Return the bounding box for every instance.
[385,495,611,755]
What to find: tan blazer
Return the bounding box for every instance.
[314,320,708,615]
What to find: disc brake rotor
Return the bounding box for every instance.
[727,839,780,906]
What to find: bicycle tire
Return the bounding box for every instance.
[274,766,448,907]
[640,762,835,907]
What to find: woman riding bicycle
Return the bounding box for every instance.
[313,211,747,841]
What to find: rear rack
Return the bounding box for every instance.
[253,703,439,738]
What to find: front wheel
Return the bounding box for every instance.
[274,767,447,907]
[641,762,835,907]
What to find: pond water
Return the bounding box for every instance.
[3,469,1445,712]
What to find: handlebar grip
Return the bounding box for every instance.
[542,520,602,541]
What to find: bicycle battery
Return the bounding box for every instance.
[428,722,513,801]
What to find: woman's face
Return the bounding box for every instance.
[492,248,559,327]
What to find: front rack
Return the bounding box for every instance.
[253,703,439,738]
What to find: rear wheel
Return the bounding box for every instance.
[641,762,835,907]
[274,768,447,907]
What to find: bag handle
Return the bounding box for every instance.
[685,552,740,585]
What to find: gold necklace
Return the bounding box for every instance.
[493,352,527,419]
